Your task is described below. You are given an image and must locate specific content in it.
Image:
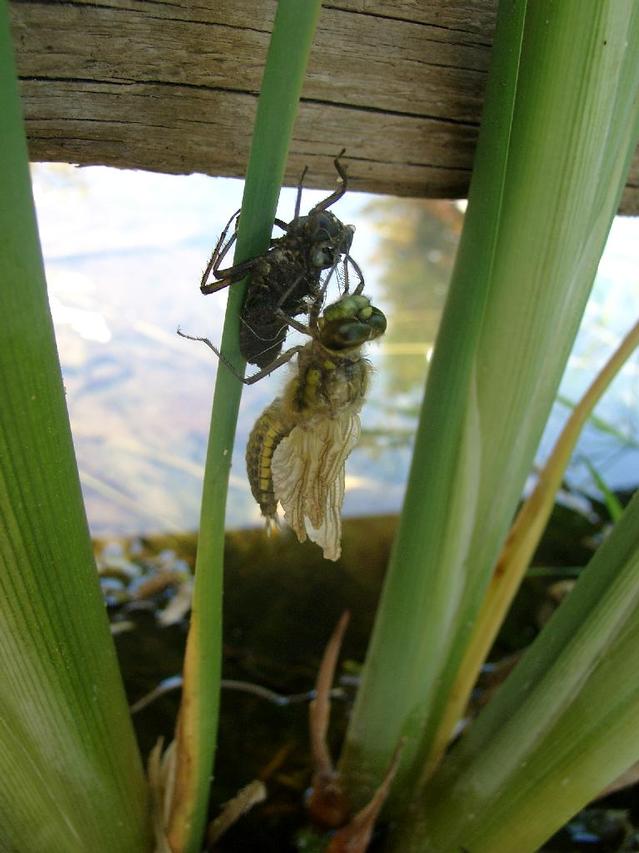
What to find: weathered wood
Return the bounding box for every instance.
[9,0,639,210]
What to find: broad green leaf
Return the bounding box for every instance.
[340,0,639,811]
[426,316,639,775]
[0,4,150,849]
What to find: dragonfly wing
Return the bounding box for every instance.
[272,414,361,561]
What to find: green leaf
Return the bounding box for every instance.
[407,489,639,852]
[166,3,323,851]
[581,457,624,522]
[0,4,150,850]
[339,0,639,812]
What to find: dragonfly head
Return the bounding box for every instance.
[318,294,387,351]
[302,211,355,269]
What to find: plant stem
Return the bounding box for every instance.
[166,3,322,850]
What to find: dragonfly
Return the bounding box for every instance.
[245,293,386,560]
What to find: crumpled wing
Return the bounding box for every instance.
[271,414,361,561]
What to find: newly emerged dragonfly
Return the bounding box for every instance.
[245,293,386,561]
[199,151,364,368]
[179,291,386,559]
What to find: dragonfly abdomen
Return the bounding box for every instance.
[245,398,294,521]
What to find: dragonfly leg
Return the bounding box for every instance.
[201,213,288,295]
[311,149,348,214]
[294,165,309,220]
[200,208,241,292]
[177,328,304,385]
[347,254,365,295]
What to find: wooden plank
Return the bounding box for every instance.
[9,0,639,211]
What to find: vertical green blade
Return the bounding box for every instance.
[167,3,323,850]
[0,3,149,849]
[340,0,639,811]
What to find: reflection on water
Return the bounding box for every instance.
[32,163,639,536]
[366,196,463,394]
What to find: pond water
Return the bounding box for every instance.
[32,163,639,537]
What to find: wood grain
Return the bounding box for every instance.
[9,0,638,210]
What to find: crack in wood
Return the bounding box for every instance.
[10,0,639,210]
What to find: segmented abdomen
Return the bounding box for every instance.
[239,250,318,368]
[240,285,288,369]
[245,398,294,520]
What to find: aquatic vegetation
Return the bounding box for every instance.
[2,1,638,851]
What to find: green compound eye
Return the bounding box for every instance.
[323,294,371,324]
[338,321,371,346]
[367,307,387,336]
[319,299,387,351]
